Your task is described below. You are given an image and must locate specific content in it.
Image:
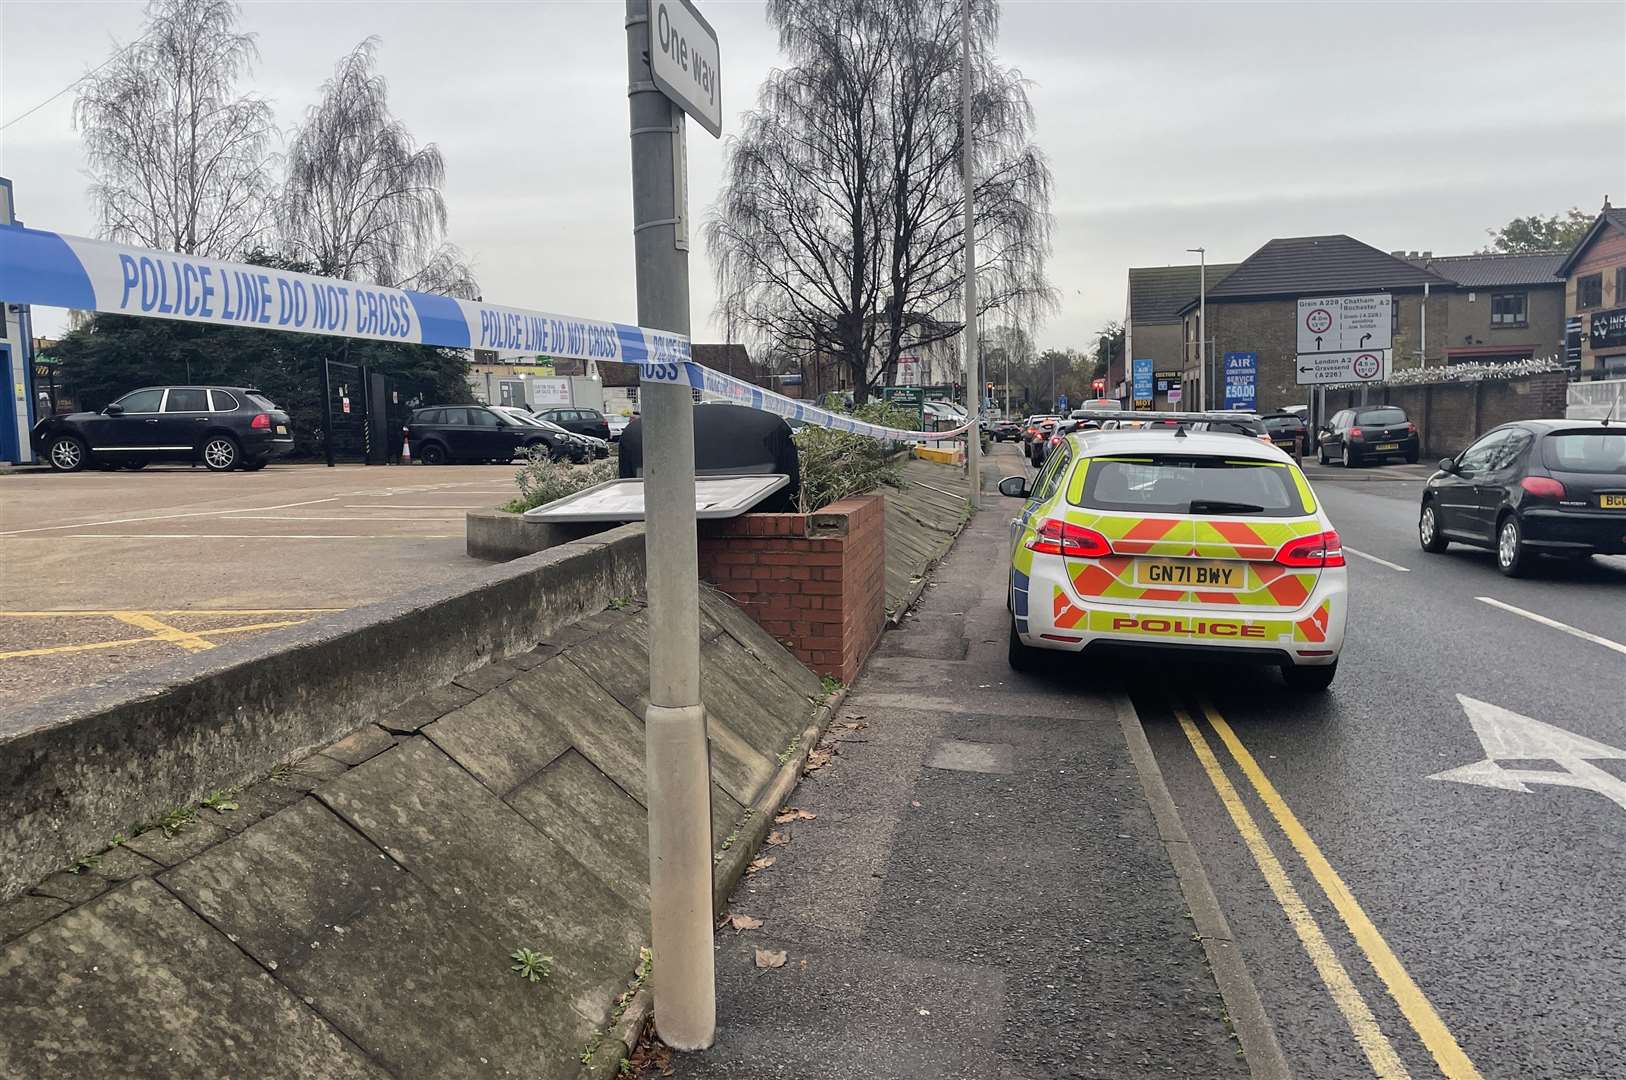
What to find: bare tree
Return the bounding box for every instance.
[279,38,477,297]
[74,0,275,256]
[706,0,1054,402]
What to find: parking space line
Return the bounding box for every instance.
[338,504,487,510]
[1343,547,1411,573]
[0,619,307,661]
[1475,596,1626,657]
[1172,703,1410,1080]
[109,611,217,652]
[0,498,339,537]
[1201,700,1484,1080]
[0,609,341,617]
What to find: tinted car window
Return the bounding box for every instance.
[1199,417,1268,437]
[467,409,500,428]
[414,409,443,425]
[1074,455,1305,517]
[1356,408,1407,425]
[114,389,164,413]
[1456,429,1509,472]
[209,389,239,411]
[165,388,209,412]
[1542,432,1626,475]
[1264,416,1304,432]
[247,392,278,411]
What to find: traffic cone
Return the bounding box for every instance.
[400,428,412,465]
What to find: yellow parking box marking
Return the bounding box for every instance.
[1201,700,1484,1080]
[110,612,219,652]
[1172,704,1410,1079]
[0,634,181,661]
[0,609,342,618]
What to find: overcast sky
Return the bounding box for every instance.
[3,0,1623,348]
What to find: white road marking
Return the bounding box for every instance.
[338,504,487,510]
[1343,546,1411,573]
[61,533,459,540]
[224,515,467,521]
[0,498,339,537]
[1430,695,1626,811]
[1475,596,1626,657]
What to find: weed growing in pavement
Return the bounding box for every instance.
[776,733,801,765]
[201,788,240,814]
[608,596,631,611]
[820,674,842,698]
[65,854,102,875]
[509,947,554,983]
[146,804,196,837]
[581,947,654,1066]
[268,763,293,784]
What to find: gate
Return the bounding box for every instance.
[321,360,435,465]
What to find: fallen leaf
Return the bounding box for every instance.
[754,948,787,969]
[775,808,817,823]
[838,720,867,731]
[728,913,764,931]
[910,800,921,808]
[746,856,775,875]
[766,830,789,846]
[804,748,834,771]
[843,713,867,721]
[800,958,808,970]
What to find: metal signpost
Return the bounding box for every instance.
[960,0,979,508]
[1295,294,1392,385]
[628,0,720,1050]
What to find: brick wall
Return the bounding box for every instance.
[1325,370,1568,458]
[696,495,886,684]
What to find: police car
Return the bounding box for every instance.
[999,414,1347,690]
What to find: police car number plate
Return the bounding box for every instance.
[1136,559,1245,589]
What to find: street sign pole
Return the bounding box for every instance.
[625,0,714,1049]
[960,0,979,508]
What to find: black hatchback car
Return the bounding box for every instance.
[1317,406,1420,466]
[535,407,612,442]
[1419,420,1626,575]
[406,405,579,465]
[32,385,292,472]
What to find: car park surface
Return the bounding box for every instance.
[0,462,534,707]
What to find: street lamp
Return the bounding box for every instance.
[1187,247,1205,410]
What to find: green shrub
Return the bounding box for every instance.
[793,400,914,512]
[503,453,616,513]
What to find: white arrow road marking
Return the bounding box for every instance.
[1430,695,1626,810]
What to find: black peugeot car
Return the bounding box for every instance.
[1419,419,1626,575]
[406,404,580,465]
[1316,405,1420,466]
[31,385,293,472]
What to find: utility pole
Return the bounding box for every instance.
[625,0,713,1050]
[961,0,980,507]
[1187,246,1206,409]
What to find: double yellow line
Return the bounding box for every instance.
[1173,697,1482,1080]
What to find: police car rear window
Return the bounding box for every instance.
[1071,455,1307,517]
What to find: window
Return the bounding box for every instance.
[1617,267,1626,304]
[164,388,209,412]
[1355,408,1408,426]
[208,390,239,411]
[1542,431,1626,475]
[466,409,501,428]
[1578,273,1604,309]
[1490,293,1527,327]
[1072,455,1304,517]
[113,389,164,413]
[1456,429,1510,475]
[247,392,278,411]
[439,409,466,426]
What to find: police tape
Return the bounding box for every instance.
[1,226,972,443]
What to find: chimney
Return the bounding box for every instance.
[1422,251,1432,258]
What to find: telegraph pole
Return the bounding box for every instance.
[961,0,980,506]
[625,0,713,1049]
[1187,246,1206,409]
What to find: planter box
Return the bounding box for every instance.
[697,494,886,684]
[466,509,611,561]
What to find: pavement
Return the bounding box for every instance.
[1137,462,1626,1079]
[0,461,529,706]
[676,445,1251,1080]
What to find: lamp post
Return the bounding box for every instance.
[1187,246,1206,409]
[961,0,979,506]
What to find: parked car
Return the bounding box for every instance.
[31,385,292,472]
[1022,415,1060,463]
[535,406,612,442]
[1262,413,1308,458]
[1033,418,1098,465]
[1193,412,1273,444]
[1317,406,1420,466]
[1419,419,1626,575]
[492,406,598,462]
[990,418,1023,442]
[407,405,579,465]
[606,414,633,442]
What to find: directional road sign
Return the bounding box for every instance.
[1296,294,1392,354]
[1294,348,1391,386]
[649,0,722,137]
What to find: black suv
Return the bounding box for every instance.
[32,386,292,472]
[1317,406,1420,466]
[406,405,578,465]
[535,406,611,442]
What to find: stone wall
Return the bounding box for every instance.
[697,494,887,684]
[1324,371,1568,457]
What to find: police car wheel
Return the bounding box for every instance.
[1007,616,1042,673]
[1282,662,1336,692]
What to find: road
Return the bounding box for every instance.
[1132,463,1626,1080]
[0,462,529,707]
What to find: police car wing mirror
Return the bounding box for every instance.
[997,475,1030,499]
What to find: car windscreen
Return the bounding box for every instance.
[1355,408,1406,425]
[1071,455,1309,517]
[1201,418,1266,436]
[1264,416,1303,432]
[1541,431,1626,475]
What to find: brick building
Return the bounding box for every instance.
[1173,235,1451,412]
[1557,204,1626,381]
[1123,262,1237,407]
[1409,252,1567,365]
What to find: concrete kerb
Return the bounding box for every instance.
[0,523,649,901]
[576,684,848,1080]
[1113,693,1290,1080]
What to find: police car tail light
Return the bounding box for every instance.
[1027,519,1111,558]
[1275,529,1344,568]
[1519,476,1565,499]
